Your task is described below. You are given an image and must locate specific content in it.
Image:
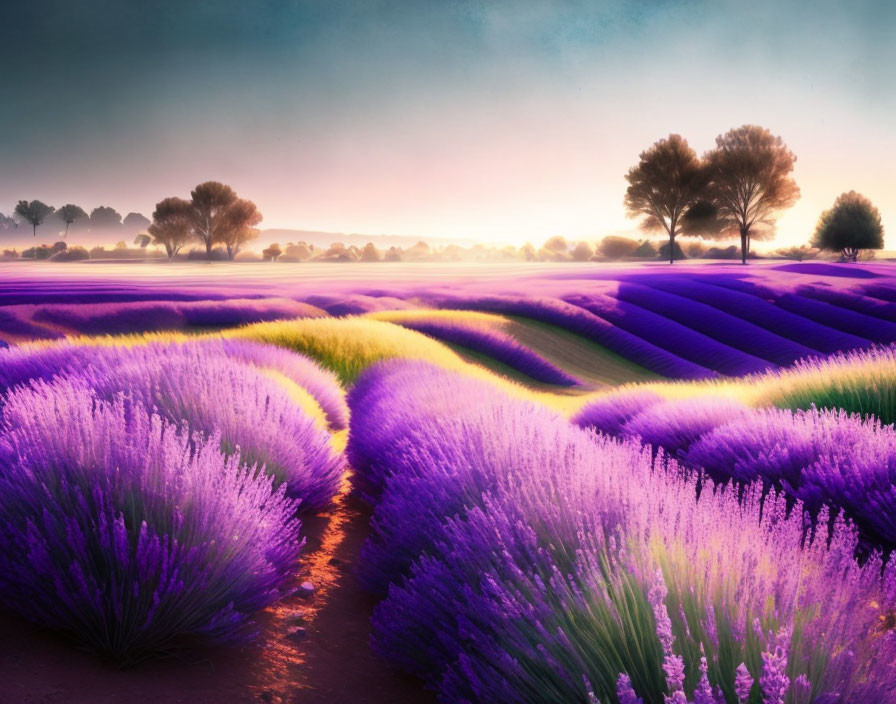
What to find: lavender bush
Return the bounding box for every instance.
[197,338,348,430]
[621,396,751,459]
[0,379,302,662]
[571,388,665,436]
[0,340,344,508]
[350,361,896,703]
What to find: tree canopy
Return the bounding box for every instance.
[148,197,194,261]
[89,206,123,229]
[217,197,261,260]
[624,134,710,263]
[705,125,800,264]
[57,204,88,238]
[14,200,55,239]
[811,191,884,262]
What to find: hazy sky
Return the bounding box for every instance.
[2,0,894,247]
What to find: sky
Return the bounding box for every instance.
[1,0,894,248]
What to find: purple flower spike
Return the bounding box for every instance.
[616,673,644,704]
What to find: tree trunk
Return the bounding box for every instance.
[205,238,213,262]
[64,222,70,238]
[33,223,37,260]
[740,229,748,265]
[669,232,674,264]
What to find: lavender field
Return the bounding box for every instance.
[2,261,896,704]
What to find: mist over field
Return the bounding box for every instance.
[3,2,896,703]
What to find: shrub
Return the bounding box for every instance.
[657,240,687,261]
[571,388,664,436]
[621,395,751,459]
[599,236,640,260]
[702,245,740,259]
[633,239,657,257]
[0,340,343,508]
[811,191,884,262]
[349,362,896,703]
[51,245,90,261]
[0,379,302,662]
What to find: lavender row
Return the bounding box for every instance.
[0,309,63,340]
[395,318,580,386]
[607,281,819,366]
[562,291,774,376]
[425,293,717,380]
[348,360,896,703]
[0,380,303,662]
[30,297,323,336]
[574,386,896,548]
[0,339,345,506]
[629,276,870,354]
[796,284,896,323]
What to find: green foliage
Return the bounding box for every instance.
[633,240,657,258]
[757,347,896,424]
[657,240,686,261]
[599,235,640,260]
[811,191,884,262]
[52,246,90,261]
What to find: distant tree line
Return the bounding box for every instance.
[3,182,262,263]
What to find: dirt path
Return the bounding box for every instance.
[0,477,435,704]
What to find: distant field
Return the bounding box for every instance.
[2,260,896,703]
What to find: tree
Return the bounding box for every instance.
[811,191,884,262]
[705,125,800,264]
[190,181,238,260]
[598,235,639,260]
[0,212,18,232]
[122,212,151,235]
[57,204,88,238]
[14,200,55,258]
[148,197,194,261]
[361,242,381,262]
[89,206,123,230]
[217,198,261,260]
[262,243,282,261]
[571,241,594,261]
[624,134,708,264]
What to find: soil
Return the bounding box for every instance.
[0,477,436,704]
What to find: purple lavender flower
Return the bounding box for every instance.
[734,663,754,703]
[760,629,791,704]
[0,379,302,662]
[616,673,644,704]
